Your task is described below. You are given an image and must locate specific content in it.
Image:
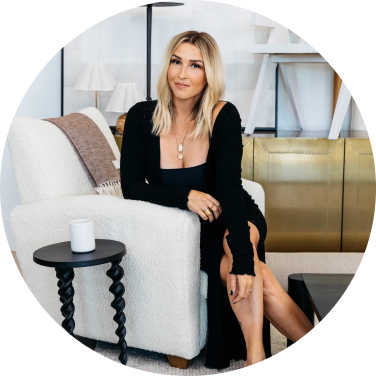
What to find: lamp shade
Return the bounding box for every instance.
[105,83,145,113]
[74,62,117,91]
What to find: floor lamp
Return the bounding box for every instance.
[141,2,184,101]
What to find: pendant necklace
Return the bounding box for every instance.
[174,117,192,160]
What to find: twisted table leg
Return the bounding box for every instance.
[55,268,75,335]
[57,280,64,304]
[106,258,127,365]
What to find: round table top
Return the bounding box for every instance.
[33,239,126,268]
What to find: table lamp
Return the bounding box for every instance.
[74,62,117,109]
[105,83,145,134]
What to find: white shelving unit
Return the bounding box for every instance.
[246,14,351,140]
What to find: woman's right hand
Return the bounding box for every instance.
[187,190,222,222]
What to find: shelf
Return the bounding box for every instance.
[249,45,318,54]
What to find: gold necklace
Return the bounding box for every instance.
[174,117,192,160]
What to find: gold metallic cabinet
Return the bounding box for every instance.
[342,139,376,252]
[253,138,344,253]
[117,133,375,254]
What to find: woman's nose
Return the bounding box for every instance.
[178,64,188,78]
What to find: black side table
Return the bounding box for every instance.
[33,239,127,364]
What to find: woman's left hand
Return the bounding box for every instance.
[229,273,254,304]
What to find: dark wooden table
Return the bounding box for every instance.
[33,239,127,364]
[301,273,354,321]
[287,273,354,347]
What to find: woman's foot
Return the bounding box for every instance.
[244,350,266,367]
[244,359,252,367]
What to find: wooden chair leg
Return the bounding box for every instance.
[167,355,194,369]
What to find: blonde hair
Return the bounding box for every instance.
[152,30,225,140]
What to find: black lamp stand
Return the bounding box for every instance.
[141,2,184,101]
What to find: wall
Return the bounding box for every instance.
[278,63,350,131]
[351,99,366,131]
[64,0,350,131]
[0,50,62,250]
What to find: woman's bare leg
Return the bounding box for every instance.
[220,223,265,366]
[259,262,314,342]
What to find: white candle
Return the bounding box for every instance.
[69,219,96,253]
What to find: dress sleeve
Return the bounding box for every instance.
[215,104,256,276]
[120,104,192,210]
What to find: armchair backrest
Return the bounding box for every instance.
[7,107,120,205]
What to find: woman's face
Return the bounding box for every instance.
[167,43,207,101]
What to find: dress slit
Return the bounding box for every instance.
[200,206,271,369]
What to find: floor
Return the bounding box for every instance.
[10,251,294,362]
[10,251,98,351]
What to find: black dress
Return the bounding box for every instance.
[161,170,270,369]
[120,100,271,370]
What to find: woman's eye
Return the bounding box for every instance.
[171,59,201,69]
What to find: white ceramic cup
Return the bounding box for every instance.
[69,219,96,253]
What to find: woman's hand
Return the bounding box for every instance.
[229,274,255,304]
[187,190,222,222]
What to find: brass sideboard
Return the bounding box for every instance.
[114,133,375,254]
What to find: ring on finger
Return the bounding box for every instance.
[203,208,212,216]
[204,209,211,216]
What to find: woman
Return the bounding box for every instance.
[120,30,313,370]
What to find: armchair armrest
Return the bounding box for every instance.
[241,178,265,215]
[10,195,203,357]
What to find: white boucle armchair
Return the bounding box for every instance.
[7,107,266,366]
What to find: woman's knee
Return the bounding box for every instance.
[260,262,275,296]
[247,221,260,250]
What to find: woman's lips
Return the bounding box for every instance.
[175,83,189,88]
